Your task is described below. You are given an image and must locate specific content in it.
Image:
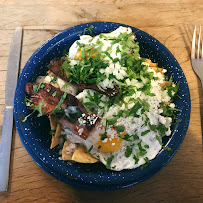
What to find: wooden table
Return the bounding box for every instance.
[0,0,203,202]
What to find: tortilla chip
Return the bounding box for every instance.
[50,136,59,149]
[50,123,62,149]
[71,146,98,163]
[149,62,157,67]
[49,116,57,130]
[62,140,72,160]
[55,123,62,137]
[145,58,151,65]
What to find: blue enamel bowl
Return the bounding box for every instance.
[14,22,191,191]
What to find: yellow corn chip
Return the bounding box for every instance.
[71,146,98,163]
[50,136,59,149]
[145,58,151,65]
[50,123,62,149]
[55,123,62,137]
[49,116,57,130]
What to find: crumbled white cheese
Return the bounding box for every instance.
[66,143,77,155]
[169,103,175,108]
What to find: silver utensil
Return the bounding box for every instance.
[191,26,203,85]
[0,27,23,192]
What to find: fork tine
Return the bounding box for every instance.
[191,26,196,59]
[197,26,201,59]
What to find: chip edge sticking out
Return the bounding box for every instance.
[50,117,62,149]
[71,146,98,163]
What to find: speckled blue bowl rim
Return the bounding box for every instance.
[14,22,191,191]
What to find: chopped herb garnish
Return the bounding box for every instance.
[50,75,57,84]
[141,157,150,169]
[125,145,133,157]
[101,132,107,140]
[22,110,36,122]
[49,130,56,136]
[137,142,147,157]
[163,146,172,151]
[144,144,149,149]
[39,83,45,89]
[52,91,57,97]
[86,145,93,153]
[133,155,139,164]
[120,134,132,141]
[32,85,38,93]
[62,83,70,89]
[83,101,99,110]
[97,84,105,92]
[116,46,121,55]
[101,120,108,140]
[156,135,171,151]
[24,98,46,119]
[155,135,162,145]
[106,154,114,169]
[82,25,94,36]
[107,117,118,125]
[141,129,150,136]
[133,133,139,140]
[129,101,142,116]
[36,99,44,117]
[83,103,92,114]
[53,92,67,114]
[114,125,125,133]
[149,123,157,131]
[157,123,168,137]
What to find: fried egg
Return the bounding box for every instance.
[64,111,162,171]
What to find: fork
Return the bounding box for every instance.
[191,26,203,86]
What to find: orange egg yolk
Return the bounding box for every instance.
[96,132,126,153]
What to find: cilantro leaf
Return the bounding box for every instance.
[133,155,139,164]
[106,155,114,169]
[141,129,150,136]
[86,145,93,153]
[157,123,168,137]
[141,157,150,170]
[107,117,118,125]
[125,145,133,157]
[120,134,132,141]
[101,132,107,140]
[129,101,142,116]
[114,125,125,133]
[52,91,57,97]
[32,85,38,93]
[149,123,156,131]
[53,92,67,114]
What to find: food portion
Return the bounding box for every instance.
[24,26,180,171]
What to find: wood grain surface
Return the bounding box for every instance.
[0,0,203,202]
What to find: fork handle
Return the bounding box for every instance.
[0,107,14,192]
